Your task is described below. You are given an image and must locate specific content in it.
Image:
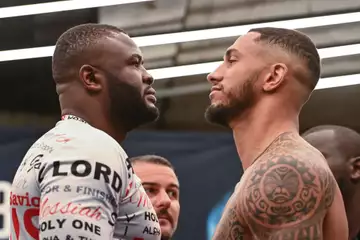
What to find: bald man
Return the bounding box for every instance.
[303,125,360,240]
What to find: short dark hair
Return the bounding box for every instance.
[248,27,320,90]
[52,23,126,82]
[129,155,175,170]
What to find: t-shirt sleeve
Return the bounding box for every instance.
[36,143,126,240]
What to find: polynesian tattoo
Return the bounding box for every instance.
[212,133,336,240]
[212,206,246,240]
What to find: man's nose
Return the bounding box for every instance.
[143,69,154,85]
[154,189,171,210]
[207,64,224,84]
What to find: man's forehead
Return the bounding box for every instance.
[304,129,336,143]
[103,33,142,57]
[133,162,179,186]
[228,32,261,53]
[303,129,340,158]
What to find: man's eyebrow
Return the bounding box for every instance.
[169,183,180,189]
[142,182,158,186]
[129,53,143,63]
[142,182,180,189]
[225,48,240,58]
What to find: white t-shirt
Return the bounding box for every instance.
[10,115,161,240]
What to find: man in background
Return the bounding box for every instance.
[130,155,180,240]
[303,125,360,240]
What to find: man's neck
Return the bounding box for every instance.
[61,108,126,143]
[230,104,299,169]
[58,86,128,143]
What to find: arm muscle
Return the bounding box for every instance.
[213,207,246,240]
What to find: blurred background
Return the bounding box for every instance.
[1,0,360,239]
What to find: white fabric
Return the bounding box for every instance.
[10,116,161,240]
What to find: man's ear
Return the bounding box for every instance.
[349,156,360,184]
[79,65,103,93]
[262,63,288,93]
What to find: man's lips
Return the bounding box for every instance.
[209,85,223,99]
[145,88,157,103]
[145,87,156,95]
[146,94,157,104]
[211,86,222,92]
[159,218,171,227]
[158,215,172,226]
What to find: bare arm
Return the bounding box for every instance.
[212,206,248,240]
[242,154,337,239]
[212,184,252,240]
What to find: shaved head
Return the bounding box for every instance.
[248,27,321,91]
[303,125,360,161]
[52,23,126,83]
[302,125,360,239]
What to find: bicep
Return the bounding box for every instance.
[243,156,336,239]
[323,184,349,240]
[38,158,124,240]
[212,207,248,240]
[212,194,252,240]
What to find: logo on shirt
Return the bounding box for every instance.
[38,160,122,194]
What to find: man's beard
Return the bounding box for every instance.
[205,78,256,128]
[157,208,173,240]
[107,72,159,132]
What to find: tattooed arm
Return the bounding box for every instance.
[212,207,247,240]
[212,185,252,240]
[243,154,337,239]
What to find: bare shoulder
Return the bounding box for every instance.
[240,133,337,239]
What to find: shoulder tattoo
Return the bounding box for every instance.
[243,150,336,238]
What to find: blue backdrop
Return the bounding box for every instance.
[0,127,243,240]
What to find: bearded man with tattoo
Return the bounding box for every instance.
[205,27,348,240]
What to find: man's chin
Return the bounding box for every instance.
[160,233,172,240]
[159,224,173,240]
[118,104,159,131]
[145,105,160,122]
[204,104,231,127]
[135,101,159,125]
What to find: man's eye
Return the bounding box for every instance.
[167,190,178,199]
[228,58,237,64]
[145,187,156,194]
[132,60,141,67]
